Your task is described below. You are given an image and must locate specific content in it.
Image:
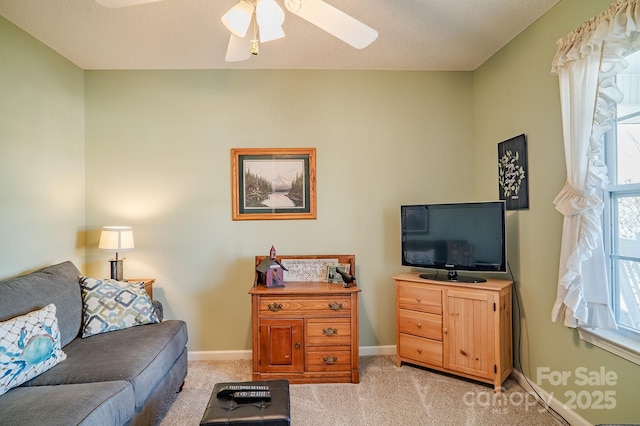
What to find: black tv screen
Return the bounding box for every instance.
[401,201,506,282]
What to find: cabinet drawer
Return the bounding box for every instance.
[260,297,351,316]
[306,318,351,346]
[398,309,442,340]
[397,283,442,314]
[306,349,351,372]
[399,334,442,366]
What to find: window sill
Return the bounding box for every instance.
[578,327,640,365]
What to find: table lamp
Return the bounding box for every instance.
[99,226,134,281]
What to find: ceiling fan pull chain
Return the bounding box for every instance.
[250,12,259,55]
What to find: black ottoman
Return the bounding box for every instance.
[200,380,290,425]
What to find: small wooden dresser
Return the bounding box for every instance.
[250,254,360,384]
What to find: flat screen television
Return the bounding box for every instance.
[401,201,506,283]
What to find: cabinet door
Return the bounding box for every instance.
[443,289,495,379]
[259,318,304,373]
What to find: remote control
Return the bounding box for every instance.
[216,385,270,397]
[232,390,272,402]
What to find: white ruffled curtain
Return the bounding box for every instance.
[551,0,640,328]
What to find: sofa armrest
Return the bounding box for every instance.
[151,299,164,322]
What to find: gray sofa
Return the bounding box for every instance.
[0,261,188,425]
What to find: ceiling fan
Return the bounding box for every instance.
[95,0,378,62]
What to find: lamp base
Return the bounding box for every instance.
[109,259,124,281]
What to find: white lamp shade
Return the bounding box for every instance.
[99,226,135,251]
[222,0,255,38]
[258,24,285,43]
[256,0,285,42]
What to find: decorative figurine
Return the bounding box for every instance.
[334,267,356,287]
[256,245,288,288]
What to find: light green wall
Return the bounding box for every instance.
[3,1,639,422]
[83,69,476,353]
[0,17,85,276]
[474,0,638,423]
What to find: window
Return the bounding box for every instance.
[595,48,640,361]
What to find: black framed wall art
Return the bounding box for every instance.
[498,134,529,210]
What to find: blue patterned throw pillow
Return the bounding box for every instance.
[79,277,159,338]
[0,303,67,396]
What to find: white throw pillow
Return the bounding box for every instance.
[0,303,67,396]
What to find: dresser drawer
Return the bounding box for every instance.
[397,282,442,314]
[398,334,442,366]
[259,297,351,316]
[398,309,442,340]
[306,349,351,372]
[306,318,351,346]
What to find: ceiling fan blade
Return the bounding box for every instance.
[222,0,255,38]
[284,0,378,49]
[225,33,252,62]
[96,0,164,8]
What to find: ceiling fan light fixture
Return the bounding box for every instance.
[256,0,285,42]
[221,0,255,38]
[225,33,252,62]
[258,24,285,43]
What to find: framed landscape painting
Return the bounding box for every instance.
[231,148,317,220]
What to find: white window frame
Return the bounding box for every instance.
[582,66,640,366]
[578,327,640,365]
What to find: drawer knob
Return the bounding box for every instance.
[443,327,448,334]
[323,327,338,336]
[323,355,338,365]
[417,323,422,329]
[416,298,421,303]
[295,342,301,350]
[417,348,422,354]
[267,303,283,312]
[328,302,344,311]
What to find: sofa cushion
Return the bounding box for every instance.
[0,303,67,396]
[25,319,188,410]
[0,261,82,347]
[0,381,134,426]
[79,277,159,338]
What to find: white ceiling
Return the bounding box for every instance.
[0,0,559,71]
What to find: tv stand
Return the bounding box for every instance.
[393,273,513,392]
[419,271,487,283]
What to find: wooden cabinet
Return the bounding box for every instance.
[250,255,360,384]
[393,273,512,392]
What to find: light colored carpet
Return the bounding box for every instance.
[155,356,565,425]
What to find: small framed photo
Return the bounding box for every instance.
[326,263,351,285]
[231,148,316,220]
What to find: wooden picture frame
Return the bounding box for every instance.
[231,148,317,220]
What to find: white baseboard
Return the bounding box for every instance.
[188,345,397,361]
[359,345,397,356]
[188,350,252,361]
[511,369,590,426]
